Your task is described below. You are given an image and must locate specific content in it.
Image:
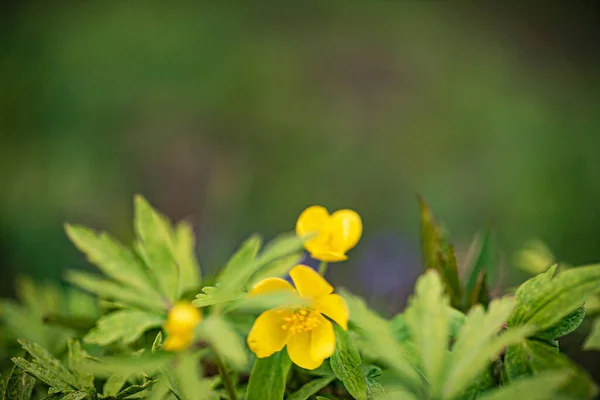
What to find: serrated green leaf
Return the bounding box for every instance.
[67,340,94,388]
[172,221,202,293]
[103,374,129,397]
[330,324,367,400]
[175,353,214,400]
[287,376,334,400]
[508,264,600,330]
[479,371,569,400]
[583,317,600,350]
[134,195,180,302]
[246,351,291,400]
[61,391,88,400]
[197,316,247,370]
[443,297,535,399]
[535,305,585,341]
[115,379,155,399]
[65,224,157,296]
[11,357,72,393]
[404,271,450,396]
[464,230,496,309]
[6,362,36,400]
[65,270,166,312]
[18,339,79,388]
[84,310,164,346]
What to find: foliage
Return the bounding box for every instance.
[1,196,599,399]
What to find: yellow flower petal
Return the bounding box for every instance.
[287,331,324,370]
[296,206,331,256]
[308,250,348,262]
[163,332,193,352]
[247,310,290,358]
[328,209,362,254]
[165,303,202,336]
[289,265,333,300]
[250,277,296,296]
[316,294,349,330]
[310,315,336,361]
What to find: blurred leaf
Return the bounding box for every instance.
[80,354,172,377]
[152,331,163,354]
[390,307,465,344]
[443,297,534,399]
[217,235,262,288]
[404,270,450,396]
[11,357,72,393]
[503,339,597,399]
[103,374,128,397]
[0,373,5,400]
[535,305,585,341]
[65,224,157,296]
[287,376,334,400]
[508,264,600,330]
[225,291,307,314]
[5,363,36,400]
[479,371,569,400]
[513,240,556,276]
[250,252,303,284]
[67,340,94,388]
[246,351,291,400]
[175,353,214,400]
[370,386,418,400]
[43,314,97,332]
[197,315,248,370]
[464,230,496,309]
[330,324,367,400]
[583,317,600,350]
[18,339,78,388]
[84,310,163,346]
[134,195,180,302]
[65,270,166,312]
[114,379,155,399]
[585,294,600,315]
[173,221,202,292]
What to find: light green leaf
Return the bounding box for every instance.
[11,357,72,393]
[134,195,180,302]
[173,221,202,292]
[330,324,367,400]
[371,386,419,400]
[513,239,556,276]
[583,317,600,350]
[535,305,585,341]
[84,310,164,346]
[404,270,450,396]
[65,224,156,295]
[152,331,163,354]
[225,291,307,313]
[197,316,247,370]
[5,363,36,400]
[80,354,172,378]
[67,340,94,388]
[508,264,600,330]
[115,380,155,399]
[18,339,79,388]
[287,376,335,400]
[175,353,214,400]
[246,351,292,400]
[217,235,262,288]
[464,230,496,309]
[103,374,128,397]
[65,270,166,312]
[250,252,303,284]
[479,371,569,400]
[61,391,88,400]
[443,297,535,399]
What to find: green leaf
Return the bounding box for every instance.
[508,264,600,330]
[11,357,72,393]
[479,371,570,400]
[173,221,202,292]
[250,252,303,284]
[513,240,556,276]
[287,376,335,400]
[217,235,262,288]
[79,354,172,378]
[464,230,496,309]
[535,305,585,341]
[67,340,94,388]
[65,224,157,296]
[197,316,248,370]
[84,310,164,346]
[0,373,5,400]
[115,379,155,399]
[152,331,163,354]
[583,317,600,350]
[5,363,36,400]
[134,195,180,302]
[404,270,450,396]
[18,339,79,388]
[246,351,292,400]
[103,374,128,397]
[330,324,367,400]
[175,353,214,400]
[419,195,441,273]
[61,391,89,400]
[369,386,419,400]
[65,270,166,312]
[443,297,535,399]
[504,339,597,399]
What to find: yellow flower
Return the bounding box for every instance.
[247,265,350,370]
[296,206,362,262]
[163,302,202,352]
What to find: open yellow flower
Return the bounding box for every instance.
[296,205,362,262]
[163,302,202,351]
[246,265,349,370]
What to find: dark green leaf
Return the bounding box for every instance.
[18,339,79,388]
[42,314,96,332]
[61,391,88,400]
[152,331,163,354]
[330,324,367,400]
[6,363,36,400]
[467,271,491,310]
[11,357,72,393]
[287,376,334,400]
[464,230,496,309]
[535,305,585,341]
[115,379,155,399]
[246,351,291,400]
[0,373,5,400]
[84,310,164,346]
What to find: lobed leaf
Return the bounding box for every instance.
[10,357,72,393]
[331,324,367,400]
[246,351,292,400]
[18,339,79,388]
[84,310,164,346]
[5,363,36,400]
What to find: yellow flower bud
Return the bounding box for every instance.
[164,302,202,336]
[163,332,194,352]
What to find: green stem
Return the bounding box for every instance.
[212,346,237,400]
[318,261,328,276]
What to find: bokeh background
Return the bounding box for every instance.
[1,0,599,379]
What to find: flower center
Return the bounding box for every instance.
[281,308,320,334]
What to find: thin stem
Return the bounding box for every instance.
[212,346,237,400]
[318,261,328,276]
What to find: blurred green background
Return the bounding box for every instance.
[1,0,599,371]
